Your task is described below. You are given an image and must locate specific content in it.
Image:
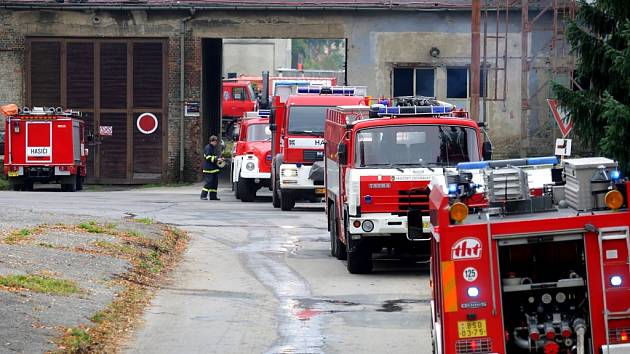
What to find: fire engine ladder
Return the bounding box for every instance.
[598,227,630,350]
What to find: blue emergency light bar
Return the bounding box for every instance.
[258,109,271,117]
[274,81,311,87]
[457,156,559,170]
[376,105,454,115]
[296,86,367,96]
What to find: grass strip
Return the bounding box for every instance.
[0,274,80,295]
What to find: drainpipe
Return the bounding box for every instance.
[179,10,194,182]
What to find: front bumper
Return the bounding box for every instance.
[279,163,324,190]
[348,213,430,237]
[602,344,630,354]
[240,171,270,179]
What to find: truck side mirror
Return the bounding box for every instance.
[338,143,348,165]
[482,141,492,161]
[407,209,423,240]
[231,129,239,141]
[269,107,276,130]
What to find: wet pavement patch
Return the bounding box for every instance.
[376,299,428,312]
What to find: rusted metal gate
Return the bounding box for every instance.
[26,38,167,184]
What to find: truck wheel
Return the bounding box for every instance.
[12,183,22,191]
[239,178,256,202]
[280,191,295,211]
[329,207,337,257]
[272,180,280,208]
[23,183,34,191]
[62,177,77,192]
[76,175,83,191]
[233,181,240,199]
[335,228,347,261]
[347,239,372,274]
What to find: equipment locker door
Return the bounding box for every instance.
[25,121,53,164]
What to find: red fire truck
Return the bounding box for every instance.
[421,157,630,354]
[270,86,367,211]
[324,98,491,274]
[231,110,272,202]
[3,107,87,191]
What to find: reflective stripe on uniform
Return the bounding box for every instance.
[207,189,217,192]
[203,169,220,173]
[202,188,211,192]
[204,155,216,162]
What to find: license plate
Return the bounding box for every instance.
[8,170,18,177]
[315,188,326,195]
[457,320,487,338]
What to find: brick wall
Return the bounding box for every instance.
[165,29,203,183]
[0,12,25,121]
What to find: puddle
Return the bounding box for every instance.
[238,228,325,354]
[377,299,428,312]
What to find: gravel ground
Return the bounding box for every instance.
[0,209,164,354]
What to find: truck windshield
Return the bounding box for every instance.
[354,125,480,167]
[247,124,271,141]
[287,106,327,135]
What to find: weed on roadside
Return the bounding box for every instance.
[77,221,116,234]
[4,227,40,244]
[0,274,80,295]
[92,241,136,256]
[57,225,188,353]
[57,327,92,353]
[131,217,153,225]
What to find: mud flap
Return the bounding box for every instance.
[407,209,431,242]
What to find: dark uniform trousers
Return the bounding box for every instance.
[201,144,221,200]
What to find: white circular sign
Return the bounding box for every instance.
[463,267,478,282]
[137,113,158,134]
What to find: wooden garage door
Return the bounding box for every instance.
[27,38,167,184]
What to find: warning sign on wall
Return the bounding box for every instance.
[99,126,113,136]
[137,113,158,134]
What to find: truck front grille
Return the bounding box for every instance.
[455,338,492,353]
[393,187,430,215]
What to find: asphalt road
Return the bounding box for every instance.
[1,184,431,354]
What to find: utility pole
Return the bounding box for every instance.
[471,0,481,122]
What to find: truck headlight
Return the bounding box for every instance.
[246,162,255,171]
[282,169,297,177]
[361,220,374,232]
[467,287,479,297]
[611,275,622,287]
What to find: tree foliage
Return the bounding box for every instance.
[553,0,630,174]
[292,39,345,70]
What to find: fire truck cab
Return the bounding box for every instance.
[3,107,87,191]
[324,98,489,274]
[231,110,272,202]
[270,86,367,211]
[423,157,630,354]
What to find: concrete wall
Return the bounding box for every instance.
[223,38,291,77]
[0,7,562,181]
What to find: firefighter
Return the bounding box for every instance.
[201,135,223,200]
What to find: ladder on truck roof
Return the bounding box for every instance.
[13,106,82,117]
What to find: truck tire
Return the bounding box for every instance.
[272,179,281,208]
[280,191,295,211]
[61,176,77,192]
[23,183,33,191]
[12,183,22,191]
[76,175,83,191]
[239,178,256,202]
[233,181,240,199]
[329,207,337,257]
[347,239,372,274]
